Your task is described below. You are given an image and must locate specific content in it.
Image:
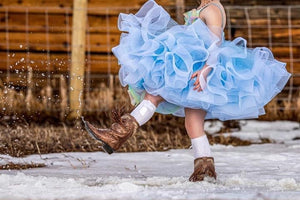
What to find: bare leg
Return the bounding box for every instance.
[185,108,216,182]
[184,108,207,139]
[143,92,164,107]
[185,107,211,158]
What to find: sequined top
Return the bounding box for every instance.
[183,8,202,25]
[183,2,225,27]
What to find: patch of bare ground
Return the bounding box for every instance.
[0,162,46,170]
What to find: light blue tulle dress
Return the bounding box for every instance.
[112,0,291,121]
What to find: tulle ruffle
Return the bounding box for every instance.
[112,0,291,120]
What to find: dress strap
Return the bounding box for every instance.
[197,2,225,29]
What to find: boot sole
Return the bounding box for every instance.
[81,117,115,155]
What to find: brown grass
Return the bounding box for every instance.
[0,74,298,123]
[0,75,297,156]
[259,90,300,121]
[0,116,272,158]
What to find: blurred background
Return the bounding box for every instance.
[0,0,299,156]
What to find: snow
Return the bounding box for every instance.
[0,120,300,200]
[206,120,300,143]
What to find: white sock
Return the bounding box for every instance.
[130,99,156,126]
[191,135,211,159]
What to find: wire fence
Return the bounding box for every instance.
[224,5,300,105]
[0,4,299,118]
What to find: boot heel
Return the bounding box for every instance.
[102,143,114,154]
[81,115,138,155]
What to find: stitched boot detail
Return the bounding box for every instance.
[83,114,139,153]
[189,157,217,182]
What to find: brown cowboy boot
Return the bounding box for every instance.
[82,114,139,154]
[189,157,217,182]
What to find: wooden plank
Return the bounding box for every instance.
[227,8,300,22]
[1,28,299,53]
[0,3,299,30]
[87,0,176,7]
[2,74,298,89]
[231,28,300,43]
[0,52,119,73]
[0,58,299,87]
[0,6,132,15]
[1,69,299,89]
[0,32,121,53]
[1,11,300,34]
[271,46,300,58]
[0,12,120,33]
[0,0,176,14]
[0,49,298,74]
[0,0,73,7]
[1,0,166,7]
[0,50,298,74]
[229,19,300,27]
[186,0,300,6]
[0,1,299,14]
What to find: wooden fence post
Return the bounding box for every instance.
[69,0,87,119]
[176,0,185,24]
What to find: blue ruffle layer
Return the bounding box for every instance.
[112,0,291,120]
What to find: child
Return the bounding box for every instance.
[83,0,291,182]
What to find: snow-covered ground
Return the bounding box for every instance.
[0,120,300,200]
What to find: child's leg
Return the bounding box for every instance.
[130,92,164,126]
[184,108,211,158]
[184,108,216,181]
[184,108,206,139]
[144,92,164,107]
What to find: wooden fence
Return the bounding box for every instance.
[0,0,180,86]
[0,1,299,79]
[0,0,299,117]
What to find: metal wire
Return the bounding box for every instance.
[0,4,299,112]
[5,7,10,84]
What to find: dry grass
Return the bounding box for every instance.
[259,90,300,121]
[0,74,299,123]
[0,74,298,156]
[0,115,272,158]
